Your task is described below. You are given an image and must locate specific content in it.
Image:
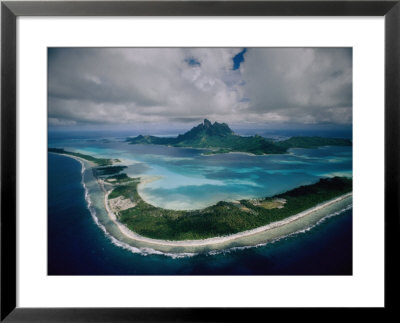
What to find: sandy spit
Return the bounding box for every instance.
[103,187,352,247]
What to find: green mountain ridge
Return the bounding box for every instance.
[126,119,352,155]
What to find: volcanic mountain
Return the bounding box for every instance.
[126,119,351,155]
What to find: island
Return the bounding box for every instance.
[126,119,352,155]
[106,174,352,240]
[49,147,352,244]
[48,148,117,166]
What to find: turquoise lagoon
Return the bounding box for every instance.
[49,136,352,211]
[48,131,353,274]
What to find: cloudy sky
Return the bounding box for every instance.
[48,47,352,130]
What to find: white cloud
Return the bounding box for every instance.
[49,48,246,125]
[48,117,77,126]
[48,47,352,127]
[241,48,352,124]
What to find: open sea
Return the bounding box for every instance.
[48,130,352,275]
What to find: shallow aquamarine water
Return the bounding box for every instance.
[49,136,352,210]
[63,154,352,254]
[48,152,353,274]
[48,127,353,272]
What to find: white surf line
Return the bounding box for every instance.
[57,153,97,168]
[103,189,353,248]
[54,151,353,254]
[54,153,196,257]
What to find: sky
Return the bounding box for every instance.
[48,47,352,131]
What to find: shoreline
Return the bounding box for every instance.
[51,152,97,168]
[103,183,352,247]
[53,152,353,251]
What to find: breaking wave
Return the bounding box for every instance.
[75,157,351,259]
[76,160,197,259]
[204,203,352,257]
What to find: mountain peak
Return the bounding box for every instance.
[203,119,212,127]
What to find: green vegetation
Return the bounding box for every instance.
[275,136,352,149]
[105,173,134,184]
[126,119,352,155]
[112,176,352,241]
[109,180,141,202]
[94,166,127,176]
[48,148,113,166]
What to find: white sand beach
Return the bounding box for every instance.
[59,153,97,168]
[102,180,352,247]
[53,152,352,253]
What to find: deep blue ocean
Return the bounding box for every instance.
[48,152,352,275]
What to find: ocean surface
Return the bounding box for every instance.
[48,131,352,275]
[48,133,352,211]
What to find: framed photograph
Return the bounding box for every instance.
[1,0,399,321]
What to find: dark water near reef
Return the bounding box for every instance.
[48,152,352,275]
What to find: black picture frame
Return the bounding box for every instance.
[1,0,399,321]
